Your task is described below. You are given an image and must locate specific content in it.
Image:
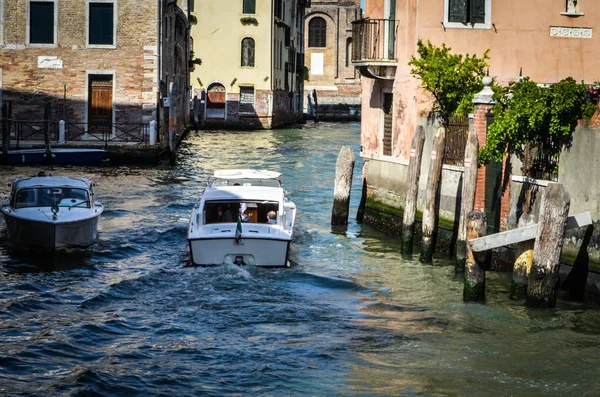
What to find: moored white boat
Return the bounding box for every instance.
[187,169,297,267]
[1,175,103,250]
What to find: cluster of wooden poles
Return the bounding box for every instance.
[331,126,590,309]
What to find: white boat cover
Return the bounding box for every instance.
[13,176,92,190]
[213,169,282,181]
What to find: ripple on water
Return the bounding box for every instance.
[1,124,600,396]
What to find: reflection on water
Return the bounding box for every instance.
[1,122,600,396]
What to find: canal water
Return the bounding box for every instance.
[1,122,600,396]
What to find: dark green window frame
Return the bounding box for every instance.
[448,0,486,24]
[243,0,255,14]
[30,1,55,45]
[89,2,115,45]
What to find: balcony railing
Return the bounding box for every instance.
[351,19,398,64]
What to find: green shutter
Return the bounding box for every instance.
[243,0,255,14]
[470,0,486,24]
[448,0,467,23]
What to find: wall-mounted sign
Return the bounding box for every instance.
[38,56,63,69]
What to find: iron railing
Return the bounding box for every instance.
[445,116,469,166]
[11,120,59,147]
[351,19,398,63]
[1,119,150,149]
[67,123,150,149]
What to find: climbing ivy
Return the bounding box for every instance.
[409,39,490,126]
[479,77,596,175]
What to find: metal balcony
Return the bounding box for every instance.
[351,18,398,80]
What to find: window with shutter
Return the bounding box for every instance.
[239,86,255,113]
[243,0,255,15]
[448,0,467,23]
[444,0,490,28]
[89,2,115,46]
[29,1,56,45]
[470,0,486,24]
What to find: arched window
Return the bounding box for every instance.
[241,37,255,67]
[308,17,326,47]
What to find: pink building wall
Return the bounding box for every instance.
[361,0,600,161]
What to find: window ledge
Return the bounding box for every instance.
[442,22,492,30]
[87,44,117,49]
[561,12,584,17]
[27,43,57,48]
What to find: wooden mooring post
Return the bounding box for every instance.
[331,146,355,225]
[464,211,487,302]
[455,128,479,273]
[43,103,53,164]
[526,183,570,308]
[510,213,536,299]
[420,127,445,263]
[401,126,425,255]
[1,103,9,164]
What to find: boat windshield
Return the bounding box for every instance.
[211,178,281,188]
[205,200,279,224]
[14,187,90,209]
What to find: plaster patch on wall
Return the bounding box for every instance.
[550,26,592,38]
[310,53,324,75]
[38,56,63,69]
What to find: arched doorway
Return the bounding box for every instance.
[206,83,226,120]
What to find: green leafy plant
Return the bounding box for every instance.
[189,51,202,67]
[479,76,596,176]
[240,16,258,26]
[408,39,490,126]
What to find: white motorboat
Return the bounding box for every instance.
[187,169,297,267]
[1,175,103,250]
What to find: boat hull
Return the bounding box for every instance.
[188,237,290,267]
[1,149,109,165]
[2,212,100,250]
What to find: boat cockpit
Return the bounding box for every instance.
[12,187,91,209]
[204,200,280,224]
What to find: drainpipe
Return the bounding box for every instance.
[157,0,162,106]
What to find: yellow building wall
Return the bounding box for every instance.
[190,0,272,94]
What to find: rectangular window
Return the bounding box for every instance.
[445,0,490,29]
[239,86,255,113]
[243,0,255,14]
[29,1,55,45]
[284,27,290,47]
[89,2,115,46]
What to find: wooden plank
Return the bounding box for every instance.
[469,211,592,252]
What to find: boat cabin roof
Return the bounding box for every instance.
[202,185,285,203]
[211,169,282,187]
[13,176,93,190]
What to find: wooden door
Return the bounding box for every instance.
[88,75,113,133]
[206,83,226,119]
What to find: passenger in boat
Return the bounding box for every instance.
[216,205,234,222]
[267,211,277,224]
[239,202,250,222]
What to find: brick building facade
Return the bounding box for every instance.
[0,0,189,144]
[304,0,361,113]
